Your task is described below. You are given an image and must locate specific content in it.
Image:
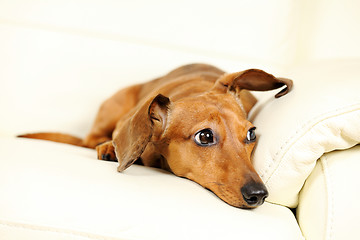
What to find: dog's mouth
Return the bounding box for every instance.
[205,182,268,209]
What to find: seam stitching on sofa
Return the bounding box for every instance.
[320,155,334,240]
[319,158,328,240]
[0,220,124,240]
[262,103,360,183]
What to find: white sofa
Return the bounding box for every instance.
[1,0,359,239]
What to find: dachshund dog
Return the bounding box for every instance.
[20,64,292,208]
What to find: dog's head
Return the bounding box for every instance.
[113,69,292,208]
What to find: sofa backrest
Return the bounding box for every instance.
[0,0,359,137]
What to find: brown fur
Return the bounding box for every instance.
[19,63,292,208]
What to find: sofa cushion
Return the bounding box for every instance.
[0,137,303,240]
[250,59,360,207]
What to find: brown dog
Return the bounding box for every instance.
[20,63,292,208]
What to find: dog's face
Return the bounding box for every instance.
[160,93,267,208]
[113,69,292,208]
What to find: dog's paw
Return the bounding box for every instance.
[96,141,117,162]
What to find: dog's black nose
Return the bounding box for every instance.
[241,182,268,207]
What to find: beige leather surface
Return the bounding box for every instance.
[251,60,360,207]
[0,138,303,240]
[297,145,360,240]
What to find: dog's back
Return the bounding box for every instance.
[137,63,225,100]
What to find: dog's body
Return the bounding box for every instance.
[20,63,292,208]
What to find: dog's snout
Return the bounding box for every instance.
[241,182,268,207]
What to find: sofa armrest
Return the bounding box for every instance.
[250,59,360,208]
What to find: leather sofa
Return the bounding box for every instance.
[1,0,359,239]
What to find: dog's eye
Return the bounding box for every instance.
[194,129,216,146]
[246,127,256,143]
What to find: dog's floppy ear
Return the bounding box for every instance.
[216,69,293,98]
[113,94,170,172]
